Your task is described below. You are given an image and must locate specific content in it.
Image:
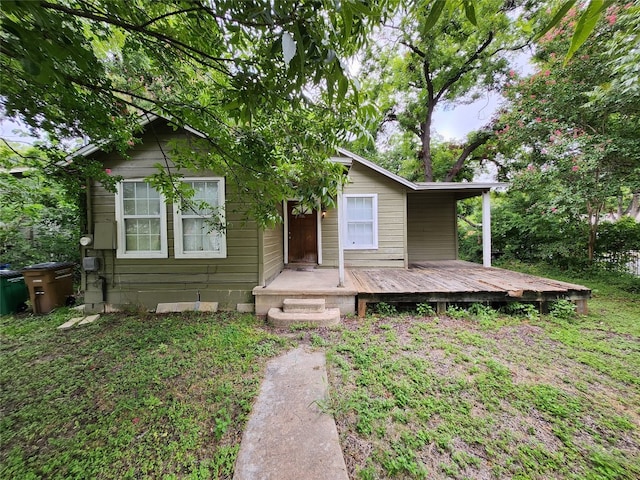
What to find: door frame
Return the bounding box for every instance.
[283,200,323,265]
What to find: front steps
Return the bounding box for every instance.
[267,298,341,328]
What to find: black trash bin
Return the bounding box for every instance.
[22,262,75,314]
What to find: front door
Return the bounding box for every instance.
[287,201,318,264]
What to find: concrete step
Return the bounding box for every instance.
[282,298,325,314]
[267,307,341,328]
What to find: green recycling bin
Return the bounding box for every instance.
[0,270,29,315]
[22,262,75,314]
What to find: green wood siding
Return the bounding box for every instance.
[407,193,457,262]
[261,204,284,285]
[322,162,407,268]
[83,122,260,311]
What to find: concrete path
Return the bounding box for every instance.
[233,347,349,480]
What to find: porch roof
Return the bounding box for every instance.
[335,147,507,198]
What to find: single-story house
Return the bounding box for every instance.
[78,115,590,316]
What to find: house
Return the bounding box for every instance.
[79,115,590,316]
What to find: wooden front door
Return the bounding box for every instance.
[287,201,318,264]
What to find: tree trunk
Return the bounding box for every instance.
[587,201,603,264]
[419,115,433,182]
[625,192,640,220]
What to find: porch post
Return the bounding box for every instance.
[482,190,492,268]
[337,183,345,287]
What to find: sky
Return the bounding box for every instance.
[0,97,504,147]
[0,53,530,147]
[432,93,502,142]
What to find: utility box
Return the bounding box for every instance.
[0,270,29,315]
[22,262,75,314]
[93,222,116,250]
[82,257,101,272]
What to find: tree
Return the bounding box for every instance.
[1,0,395,226]
[0,0,619,223]
[0,144,81,267]
[356,0,541,182]
[496,3,640,263]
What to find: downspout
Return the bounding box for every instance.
[482,190,492,268]
[86,178,93,235]
[82,179,93,293]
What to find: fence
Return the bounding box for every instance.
[596,251,640,276]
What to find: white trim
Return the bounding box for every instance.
[337,184,345,287]
[115,180,168,259]
[334,148,507,194]
[68,112,207,161]
[173,178,227,259]
[342,194,378,250]
[336,148,417,189]
[316,203,323,265]
[283,200,289,264]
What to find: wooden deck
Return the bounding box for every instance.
[348,261,591,317]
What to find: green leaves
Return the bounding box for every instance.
[423,0,447,32]
[535,0,578,41]
[565,0,614,63]
[535,0,616,63]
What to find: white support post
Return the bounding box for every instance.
[283,200,289,264]
[482,190,492,268]
[337,184,345,287]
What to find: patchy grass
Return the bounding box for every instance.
[309,269,640,479]
[2,266,638,480]
[0,309,287,479]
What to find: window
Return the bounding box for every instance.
[173,179,226,258]
[343,194,378,249]
[116,181,168,258]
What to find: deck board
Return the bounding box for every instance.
[349,261,591,316]
[352,261,589,295]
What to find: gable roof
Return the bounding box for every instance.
[68,113,506,197]
[335,147,506,196]
[68,113,206,160]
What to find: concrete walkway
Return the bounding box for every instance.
[233,347,349,480]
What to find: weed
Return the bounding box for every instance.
[310,332,327,347]
[502,302,540,320]
[288,322,317,331]
[549,299,577,319]
[416,302,436,317]
[375,302,397,316]
[446,305,468,319]
[468,303,499,322]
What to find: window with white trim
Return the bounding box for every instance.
[173,178,226,258]
[115,181,168,258]
[343,194,378,249]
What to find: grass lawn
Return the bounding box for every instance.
[1,267,638,479]
[309,267,640,479]
[0,310,287,479]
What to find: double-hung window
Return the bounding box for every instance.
[343,194,378,249]
[173,178,226,258]
[115,181,168,258]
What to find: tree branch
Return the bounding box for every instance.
[435,32,494,103]
[457,214,481,229]
[444,131,493,181]
[401,40,426,58]
[40,1,234,71]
